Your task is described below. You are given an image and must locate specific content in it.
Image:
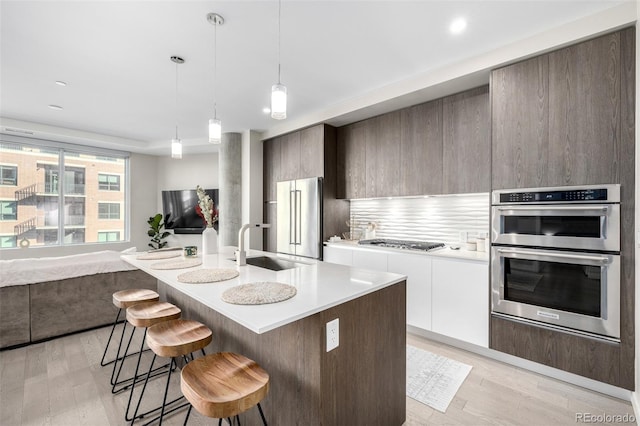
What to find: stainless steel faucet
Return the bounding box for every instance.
[236,223,272,266]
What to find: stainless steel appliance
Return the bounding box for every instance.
[490,184,621,341]
[358,238,445,252]
[277,177,322,259]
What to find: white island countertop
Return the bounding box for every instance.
[122,246,406,335]
[324,240,489,262]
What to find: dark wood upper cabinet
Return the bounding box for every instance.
[299,124,325,178]
[400,99,443,196]
[365,111,401,198]
[547,31,621,186]
[442,86,490,193]
[279,131,301,181]
[263,136,281,202]
[491,55,549,190]
[337,121,367,199]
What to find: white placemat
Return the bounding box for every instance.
[221,282,297,305]
[136,251,182,260]
[177,268,239,284]
[150,259,202,270]
[406,345,472,413]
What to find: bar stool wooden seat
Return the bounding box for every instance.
[101,289,159,367]
[130,319,213,425]
[180,352,269,425]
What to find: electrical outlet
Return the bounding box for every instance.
[326,318,339,352]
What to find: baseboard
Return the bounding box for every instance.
[408,326,632,402]
[631,392,640,421]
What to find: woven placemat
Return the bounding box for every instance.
[177,268,239,284]
[150,259,202,270]
[222,282,297,305]
[137,251,181,260]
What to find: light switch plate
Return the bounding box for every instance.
[326,318,339,352]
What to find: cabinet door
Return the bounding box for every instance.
[443,86,490,193]
[366,112,401,198]
[491,56,549,189]
[388,252,431,331]
[263,138,281,202]
[400,99,443,196]
[352,250,387,272]
[337,121,367,199]
[323,245,353,266]
[432,258,488,347]
[548,32,620,186]
[263,202,277,252]
[280,132,301,181]
[300,125,325,178]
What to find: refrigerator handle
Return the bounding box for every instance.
[289,190,295,245]
[295,190,302,245]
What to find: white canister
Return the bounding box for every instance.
[476,237,486,252]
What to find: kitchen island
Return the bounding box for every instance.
[122,247,407,426]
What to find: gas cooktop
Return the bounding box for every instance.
[358,238,445,252]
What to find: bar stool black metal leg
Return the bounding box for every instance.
[257,403,267,426]
[157,357,176,426]
[111,320,135,388]
[100,308,122,366]
[131,354,157,425]
[124,328,148,421]
[183,404,192,426]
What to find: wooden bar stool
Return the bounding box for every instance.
[180,352,270,426]
[112,301,181,399]
[130,319,213,425]
[101,289,160,367]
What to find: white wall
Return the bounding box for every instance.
[155,152,219,249]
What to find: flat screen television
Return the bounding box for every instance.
[162,189,219,234]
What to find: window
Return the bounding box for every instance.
[0,201,17,220]
[0,141,128,248]
[98,231,120,242]
[98,203,120,220]
[98,174,120,191]
[0,165,17,186]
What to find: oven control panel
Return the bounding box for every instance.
[499,188,608,203]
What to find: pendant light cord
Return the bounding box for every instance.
[277,0,282,84]
[214,16,218,119]
[175,60,179,139]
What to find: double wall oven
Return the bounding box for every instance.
[491,184,621,341]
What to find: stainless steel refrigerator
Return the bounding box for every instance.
[276,177,322,259]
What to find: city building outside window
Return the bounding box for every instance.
[0,140,128,248]
[0,200,17,220]
[98,231,120,242]
[98,173,121,191]
[98,202,121,220]
[0,165,18,186]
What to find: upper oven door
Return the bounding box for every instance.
[491,203,620,252]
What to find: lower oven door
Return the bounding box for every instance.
[491,246,620,340]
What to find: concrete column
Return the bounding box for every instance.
[218,133,242,247]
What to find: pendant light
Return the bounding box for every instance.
[271,0,287,120]
[207,13,224,144]
[170,56,184,159]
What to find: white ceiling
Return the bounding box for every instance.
[0,0,630,156]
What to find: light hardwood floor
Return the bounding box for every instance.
[0,326,635,425]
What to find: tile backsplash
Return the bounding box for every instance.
[348,193,489,243]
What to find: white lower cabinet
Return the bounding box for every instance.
[323,245,353,266]
[352,250,388,272]
[387,252,432,331]
[431,258,489,347]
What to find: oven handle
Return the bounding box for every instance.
[496,205,609,213]
[496,248,611,265]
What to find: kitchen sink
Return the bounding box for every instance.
[235,256,305,271]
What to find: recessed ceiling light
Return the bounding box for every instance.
[263,107,271,114]
[48,104,63,110]
[55,80,67,86]
[450,17,467,34]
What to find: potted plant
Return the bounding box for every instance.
[147,213,170,250]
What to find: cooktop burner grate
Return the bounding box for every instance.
[358,238,445,252]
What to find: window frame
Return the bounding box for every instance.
[0,200,17,221]
[0,164,18,186]
[98,173,121,191]
[98,202,121,220]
